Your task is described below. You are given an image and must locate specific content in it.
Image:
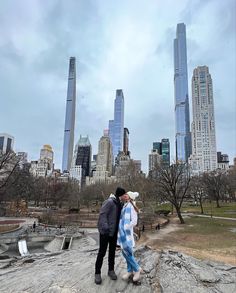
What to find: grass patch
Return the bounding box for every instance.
[155,202,236,218]
[0,224,19,233]
[176,216,236,250]
[181,202,236,218]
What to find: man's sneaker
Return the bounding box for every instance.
[122,272,133,281]
[95,274,102,285]
[108,270,117,280]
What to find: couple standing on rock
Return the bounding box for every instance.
[95,187,142,285]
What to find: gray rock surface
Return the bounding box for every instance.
[0,235,235,293]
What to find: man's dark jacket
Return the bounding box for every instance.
[97,195,121,237]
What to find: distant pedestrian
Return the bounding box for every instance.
[142,224,145,232]
[156,223,160,230]
[33,221,36,232]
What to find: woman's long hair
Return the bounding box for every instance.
[129,199,139,214]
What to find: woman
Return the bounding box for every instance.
[118,191,142,282]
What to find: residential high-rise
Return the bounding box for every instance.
[70,135,91,185]
[189,66,217,173]
[17,152,28,169]
[153,142,162,155]
[217,152,229,171]
[149,149,162,173]
[150,138,170,170]
[108,89,124,160]
[96,132,113,176]
[174,23,191,162]
[86,131,114,184]
[0,133,14,154]
[62,57,76,172]
[30,145,54,177]
[40,144,54,170]
[161,139,170,167]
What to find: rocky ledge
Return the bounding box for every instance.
[0,236,235,293]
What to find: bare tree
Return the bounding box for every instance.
[3,167,34,203]
[222,168,236,202]
[0,151,20,193]
[152,162,191,224]
[202,171,225,208]
[189,175,205,214]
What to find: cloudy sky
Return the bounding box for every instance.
[1,0,235,172]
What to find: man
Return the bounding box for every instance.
[95,187,126,285]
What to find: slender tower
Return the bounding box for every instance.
[174,23,191,162]
[62,57,76,172]
[108,89,124,159]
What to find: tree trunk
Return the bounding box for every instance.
[175,206,185,224]
[216,198,220,208]
[199,198,204,214]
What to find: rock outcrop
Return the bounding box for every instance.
[0,235,235,293]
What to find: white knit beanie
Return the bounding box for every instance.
[127,191,139,201]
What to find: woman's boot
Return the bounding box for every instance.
[122,272,133,281]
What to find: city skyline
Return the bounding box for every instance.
[0,0,235,172]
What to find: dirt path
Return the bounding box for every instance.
[138,217,236,266]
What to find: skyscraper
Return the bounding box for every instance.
[161,138,170,167]
[0,133,14,154]
[174,23,191,162]
[62,57,76,172]
[189,66,217,173]
[151,138,170,168]
[30,145,54,177]
[123,127,129,156]
[108,89,124,160]
[149,149,162,173]
[96,132,113,176]
[86,131,113,185]
[70,135,91,185]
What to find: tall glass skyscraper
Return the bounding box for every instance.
[62,57,76,172]
[108,89,124,159]
[152,139,170,167]
[174,23,191,162]
[70,135,91,186]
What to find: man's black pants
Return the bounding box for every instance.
[95,233,117,274]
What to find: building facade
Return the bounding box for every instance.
[123,127,129,156]
[86,131,114,184]
[189,66,217,174]
[174,23,191,162]
[30,145,54,177]
[217,152,229,171]
[0,133,14,154]
[108,89,124,160]
[62,57,76,172]
[149,149,162,173]
[70,135,91,186]
[161,139,170,167]
[16,152,28,169]
[151,138,170,169]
